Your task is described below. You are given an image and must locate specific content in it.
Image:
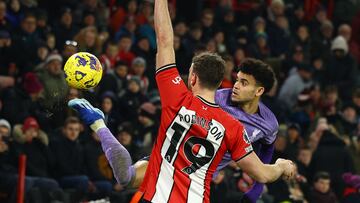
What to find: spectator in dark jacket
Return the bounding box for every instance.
[53,8,79,51]
[309,130,354,197]
[116,122,144,162]
[0,30,15,80]
[119,77,147,123]
[200,9,217,42]
[1,72,49,128]
[290,25,312,64]
[0,119,66,202]
[137,102,158,154]
[100,91,122,134]
[98,61,128,98]
[311,20,334,62]
[0,119,17,196]
[268,15,291,59]
[12,117,53,177]
[309,172,338,203]
[11,12,40,74]
[50,117,92,197]
[324,36,357,100]
[249,32,271,61]
[183,22,203,57]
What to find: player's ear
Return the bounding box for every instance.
[255,87,264,97]
[190,73,197,86]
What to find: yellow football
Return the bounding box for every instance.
[64,52,103,90]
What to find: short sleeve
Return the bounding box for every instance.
[155,64,189,107]
[228,126,253,162]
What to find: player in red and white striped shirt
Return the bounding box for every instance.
[136,0,297,202]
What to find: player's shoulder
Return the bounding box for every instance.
[215,88,232,105]
[259,101,279,130]
[216,107,245,130]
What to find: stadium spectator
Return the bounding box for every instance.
[53,8,79,51]
[100,91,121,134]
[117,34,135,66]
[309,129,354,197]
[1,72,46,127]
[290,25,312,64]
[12,12,39,74]
[248,32,271,60]
[309,171,338,203]
[118,77,147,123]
[137,102,158,153]
[98,61,128,98]
[338,23,360,63]
[61,40,78,61]
[324,36,357,100]
[50,117,93,199]
[116,121,143,162]
[278,63,313,111]
[311,20,334,62]
[129,57,149,94]
[36,53,68,128]
[74,26,106,56]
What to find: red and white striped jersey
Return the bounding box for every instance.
[140,64,253,203]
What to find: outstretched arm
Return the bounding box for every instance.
[237,151,295,184]
[68,98,147,188]
[154,0,175,69]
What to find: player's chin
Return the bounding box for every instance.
[230,95,240,103]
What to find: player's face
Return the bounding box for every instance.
[231,71,263,104]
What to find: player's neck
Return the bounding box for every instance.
[240,98,260,114]
[192,88,216,104]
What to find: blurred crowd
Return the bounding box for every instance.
[0,0,360,202]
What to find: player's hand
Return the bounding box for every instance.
[275,158,296,180]
[68,98,105,126]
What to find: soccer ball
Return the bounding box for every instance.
[64,52,103,90]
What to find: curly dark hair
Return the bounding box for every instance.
[192,52,225,90]
[237,58,276,94]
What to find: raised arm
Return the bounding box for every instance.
[154,0,175,69]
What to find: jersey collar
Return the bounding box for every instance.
[196,96,219,108]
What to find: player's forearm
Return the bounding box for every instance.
[154,0,173,48]
[239,152,284,184]
[95,126,135,186]
[256,163,284,183]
